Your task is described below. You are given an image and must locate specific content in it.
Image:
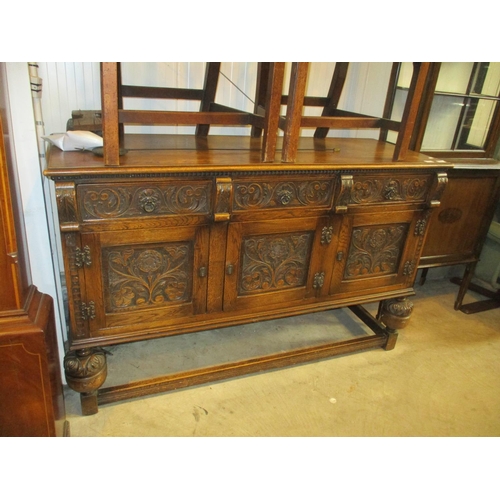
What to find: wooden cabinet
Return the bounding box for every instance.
[419,165,500,311]
[42,61,455,415]
[45,135,449,415]
[0,106,66,436]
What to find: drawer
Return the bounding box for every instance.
[232,176,335,212]
[77,180,212,221]
[337,172,433,210]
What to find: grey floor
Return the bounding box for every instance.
[63,273,500,437]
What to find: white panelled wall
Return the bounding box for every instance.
[6,61,394,372]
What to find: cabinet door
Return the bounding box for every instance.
[81,225,209,338]
[328,210,423,299]
[223,217,332,312]
[421,173,500,265]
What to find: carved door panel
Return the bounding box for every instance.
[223,217,333,312]
[328,210,425,298]
[80,225,209,338]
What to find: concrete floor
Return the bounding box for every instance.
[63,275,500,437]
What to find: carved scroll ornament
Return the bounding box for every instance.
[233,179,333,210]
[80,182,211,219]
[349,176,429,205]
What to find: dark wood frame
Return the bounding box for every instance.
[405,62,500,159]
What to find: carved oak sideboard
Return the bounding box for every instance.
[45,135,449,414]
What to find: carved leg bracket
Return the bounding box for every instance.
[378,297,414,350]
[64,348,108,415]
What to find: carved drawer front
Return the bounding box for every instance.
[78,180,212,221]
[80,225,209,338]
[232,177,335,212]
[223,217,331,312]
[329,210,425,298]
[338,173,432,209]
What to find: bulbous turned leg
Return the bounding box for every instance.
[378,297,414,350]
[64,348,107,415]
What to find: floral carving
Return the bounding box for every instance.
[344,224,407,278]
[103,244,192,312]
[239,233,313,294]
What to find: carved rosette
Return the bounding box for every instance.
[138,188,161,213]
[64,348,107,395]
[379,297,414,331]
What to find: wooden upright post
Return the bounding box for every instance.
[281,62,309,163]
[393,62,431,161]
[100,62,120,166]
[196,62,221,136]
[261,62,285,162]
[314,62,350,139]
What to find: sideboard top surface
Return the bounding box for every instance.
[44,136,452,178]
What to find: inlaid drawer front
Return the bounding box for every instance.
[340,174,432,207]
[78,181,212,220]
[232,178,334,211]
